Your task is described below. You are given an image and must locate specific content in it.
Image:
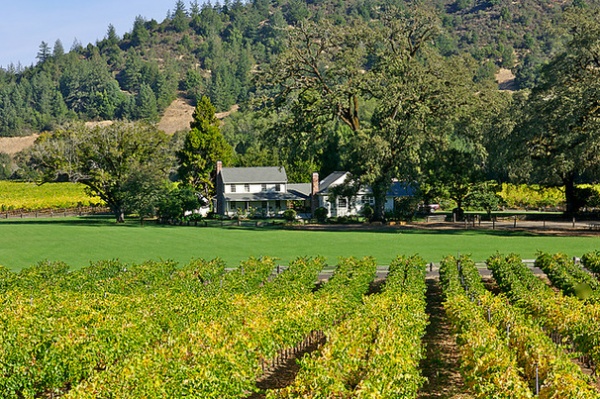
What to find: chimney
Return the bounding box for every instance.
[216,161,223,215]
[311,172,319,216]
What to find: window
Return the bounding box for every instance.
[275,184,281,192]
[230,184,236,193]
[261,184,267,191]
[362,195,374,205]
[338,197,348,208]
[244,184,250,192]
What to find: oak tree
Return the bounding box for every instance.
[21,122,172,222]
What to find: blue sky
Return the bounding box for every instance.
[0,0,183,68]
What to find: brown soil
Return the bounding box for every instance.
[418,279,471,399]
[0,134,39,155]
[246,333,327,398]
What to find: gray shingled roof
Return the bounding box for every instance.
[287,183,311,199]
[318,171,348,193]
[220,166,287,184]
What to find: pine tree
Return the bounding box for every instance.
[136,83,158,121]
[177,96,232,200]
[172,0,190,32]
[36,42,52,64]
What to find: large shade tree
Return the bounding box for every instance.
[21,122,172,222]
[255,17,372,180]
[258,4,487,220]
[512,7,600,214]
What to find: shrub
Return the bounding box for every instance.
[282,208,297,222]
[314,207,328,223]
[361,204,374,221]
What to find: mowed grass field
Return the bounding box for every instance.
[1,217,599,271]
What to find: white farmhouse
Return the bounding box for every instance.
[215,161,306,217]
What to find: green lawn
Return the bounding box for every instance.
[1,217,599,271]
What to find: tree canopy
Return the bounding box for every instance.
[177,96,233,203]
[20,122,172,222]
[510,7,600,214]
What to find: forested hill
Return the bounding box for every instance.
[0,0,591,137]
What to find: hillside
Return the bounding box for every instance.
[0,0,593,141]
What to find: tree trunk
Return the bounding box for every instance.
[372,181,388,222]
[110,204,126,223]
[564,175,577,216]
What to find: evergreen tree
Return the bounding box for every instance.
[136,83,159,121]
[190,0,201,17]
[176,96,233,201]
[131,16,150,47]
[172,0,190,32]
[36,42,52,64]
[53,39,65,58]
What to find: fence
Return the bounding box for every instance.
[2,206,110,219]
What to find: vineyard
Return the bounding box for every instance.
[1,252,600,398]
[0,182,103,211]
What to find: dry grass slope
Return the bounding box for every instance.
[0,134,39,155]
[158,98,195,134]
[0,99,238,156]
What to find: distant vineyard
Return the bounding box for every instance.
[0,181,103,211]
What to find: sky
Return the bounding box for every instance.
[0,0,183,68]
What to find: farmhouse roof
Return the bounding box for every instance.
[318,171,348,193]
[220,166,287,184]
[287,183,311,199]
[388,181,416,197]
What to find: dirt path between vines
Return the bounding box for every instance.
[418,278,471,399]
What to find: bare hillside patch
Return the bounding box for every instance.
[158,98,195,134]
[496,68,517,91]
[84,121,114,129]
[159,99,240,134]
[0,134,39,155]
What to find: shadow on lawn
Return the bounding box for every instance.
[0,215,135,227]
[0,216,584,239]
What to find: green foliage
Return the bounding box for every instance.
[157,185,203,222]
[581,251,600,274]
[497,183,565,209]
[135,83,159,121]
[176,96,233,200]
[393,196,420,222]
[313,206,328,222]
[0,153,14,180]
[361,203,374,221]
[574,185,600,211]
[487,252,600,388]
[510,7,600,214]
[535,252,600,300]
[466,182,502,217]
[19,122,172,222]
[0,0,588,139]
[282,208,297,222]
